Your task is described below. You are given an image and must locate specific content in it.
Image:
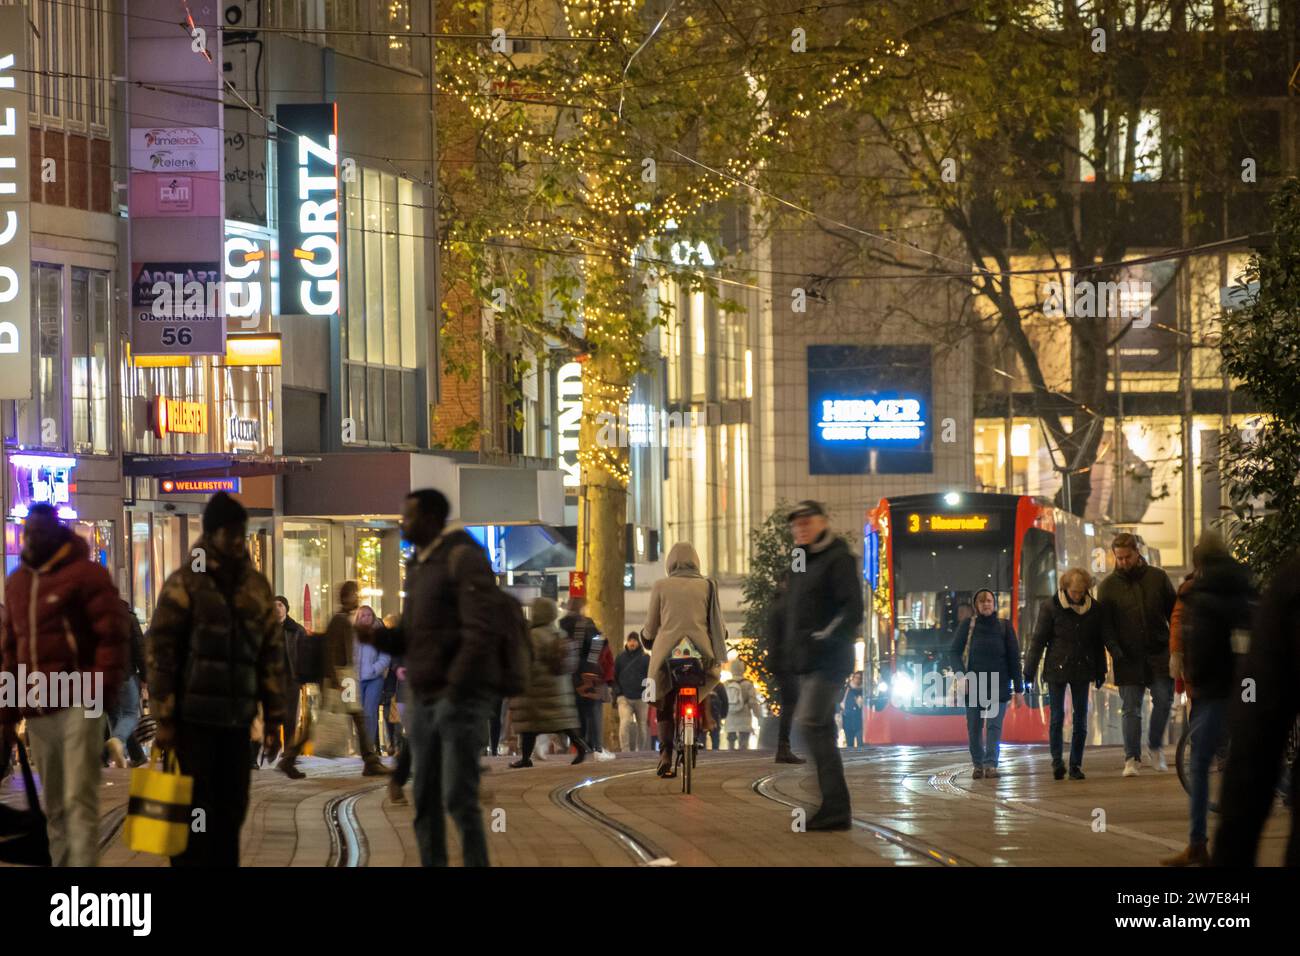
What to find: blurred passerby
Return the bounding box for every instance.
[564,597,615,761]
[147,492,284,867]
[1169,571,1195,698]
[389,661,411,805]
[508,597,588,768]
[1163,533,1254,866]
[778,502,863,828]
[708,682,728,749]
[950,589,1024,780]
[765,574,805,765]
[324,584,389,776]
[841,671,865,749]
[106,599,148,768]
[274,595,311,779]
[614,632,650,752]
[380,613,403,756]
[357,489,500,867]
[723,658,762,750]
[1024,568,1115,780]
[354,604,392,769]
[0,504,128,867]
[643,542,727,777]
[1098,532,1177,776]
[1213,551,1300,867]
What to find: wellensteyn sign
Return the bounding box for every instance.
[0,8,31,400]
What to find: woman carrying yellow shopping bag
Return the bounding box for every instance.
[123,749,193,857]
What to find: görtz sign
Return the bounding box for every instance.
[0,8,32,400]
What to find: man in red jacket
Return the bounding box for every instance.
[0,503,129,866]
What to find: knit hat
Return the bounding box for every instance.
[972,589,997,616]
[202,491,248,535]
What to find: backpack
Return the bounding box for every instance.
[725,679,745,713]
[450,542,531,696]
[487,588,530,697]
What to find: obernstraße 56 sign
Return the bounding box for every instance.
[131,261,224,353]
[0,7,32,400]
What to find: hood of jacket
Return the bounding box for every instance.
[665,541,702,576]
[1194,555,1253,596]
[530,596,559,627]
[22,528,90,574]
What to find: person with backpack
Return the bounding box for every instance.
[723,658,762,750]
[356,488,524,867]
[1163,532,1255,866]
[507,597,588,768]
[614,632,651,752]
[564,597,615,762]
[948,588,1024,779]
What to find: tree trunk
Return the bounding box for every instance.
[578,349,629,644]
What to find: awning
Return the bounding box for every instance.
[124,453,320,479]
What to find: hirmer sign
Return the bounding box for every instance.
[0,8,32,400]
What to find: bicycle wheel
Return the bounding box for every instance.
[683,720,694,794]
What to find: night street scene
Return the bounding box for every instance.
[1,0,1298,938]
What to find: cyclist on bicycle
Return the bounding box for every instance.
[641,542,727,778]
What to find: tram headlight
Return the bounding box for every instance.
[890,671,915,706]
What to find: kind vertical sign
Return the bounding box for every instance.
[0,6,32,399]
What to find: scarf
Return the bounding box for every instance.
[1060,589,1093,615]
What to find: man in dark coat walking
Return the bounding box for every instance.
[358,488,500,867]
[147,492,285,867]
[1097,532,1177,776]
[274,595,313,779]
[778,501,864,830]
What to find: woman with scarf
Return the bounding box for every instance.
[1024,568,1115,780]
[948,588,1024,779]
[642,542,727,778]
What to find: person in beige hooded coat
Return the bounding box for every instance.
[642,542,727,774]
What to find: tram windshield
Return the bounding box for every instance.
[891,538,1014,656]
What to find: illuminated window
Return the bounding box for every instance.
[1079,109,1164,182]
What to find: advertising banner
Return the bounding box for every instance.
[276,103,341,318]
[131,262,225,354]
[0,7,32,400]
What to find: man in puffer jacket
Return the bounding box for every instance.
[0,503,129,866]
[147,492,285,867]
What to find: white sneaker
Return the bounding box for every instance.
[1123,758,1140,777]
[593,749,616,761]
[1148,747,1168,772]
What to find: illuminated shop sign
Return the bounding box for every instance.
[276,103,341,317]
[227,415,261,448]
[816,396,925,442]
[808,345,933,476]
[0,11,32,400]
[160,477,241,494]
[557,361,582,490]
[905,513,998,533]
[10,454,77,520]
[224,230,270,324]
[153,399,209,437]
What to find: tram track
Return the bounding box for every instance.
[751,750,976,867]
[325,784,383,867]
[551,769,676,865]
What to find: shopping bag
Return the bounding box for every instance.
[124,749,193,857]
[0,740,51,866]
[312,710,353,758]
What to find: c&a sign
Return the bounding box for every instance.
[0,7,32,400]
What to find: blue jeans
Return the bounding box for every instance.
[965,704,1007,767]
[1048,680,1090,768]
[361,677,384,755]
[409,692,491,867]
[1188,697,1227,845]
[1120,675,1174,760]
[109,674,141,745]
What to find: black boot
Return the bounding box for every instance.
[775,744,806,765]
[1069,766,1086,780]
[1052,759,1066,780]
[657,746,675,777]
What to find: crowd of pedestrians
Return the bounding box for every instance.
[2,488,1296,870]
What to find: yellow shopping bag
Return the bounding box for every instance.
[124,749,193,857]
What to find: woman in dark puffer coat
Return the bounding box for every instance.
[508,598,588,767]
[1024,567,1119,780]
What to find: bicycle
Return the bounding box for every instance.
[667,656,707,794]
[1177,711,1299,812]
